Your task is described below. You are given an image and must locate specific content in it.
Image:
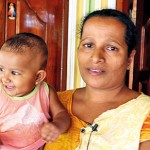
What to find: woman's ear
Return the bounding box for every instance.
[128,50,136,66]
[35,70,46,85]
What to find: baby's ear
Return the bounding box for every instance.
[36,70,46,84]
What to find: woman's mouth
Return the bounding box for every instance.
[88,68,105,75]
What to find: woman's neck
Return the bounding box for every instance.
[82,85,133,104]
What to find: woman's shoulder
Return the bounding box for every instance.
[126,89,150,103]
[57,89,76,106]
[140,92,150,98]
[137,93,150,102]
[57,89,76,97]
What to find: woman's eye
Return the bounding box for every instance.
[84,43,93,48]
[0,68,5,72]
[106,46,118,51]
[12,71,20,76]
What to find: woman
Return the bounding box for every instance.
[44,9,150,150]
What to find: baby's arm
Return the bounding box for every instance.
[41,85,70,143]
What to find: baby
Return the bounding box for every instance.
[0,32,70,150]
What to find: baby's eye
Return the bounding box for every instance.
[106,46,118,51]
[84,43,93,48]
[11,71,20,76]
[0,68,5,72]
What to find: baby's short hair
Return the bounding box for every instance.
[1,32,48,69]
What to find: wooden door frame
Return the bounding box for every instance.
[133,0,150,94]
[1,0,69,91]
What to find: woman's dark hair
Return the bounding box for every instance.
[80,9,138,55]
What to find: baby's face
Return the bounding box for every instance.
[0,50,40,97]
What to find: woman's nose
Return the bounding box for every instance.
[90,49,105,63]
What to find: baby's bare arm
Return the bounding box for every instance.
[41,86,70,143]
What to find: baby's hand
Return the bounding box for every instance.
[41,122,61,143]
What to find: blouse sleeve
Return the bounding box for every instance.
[140,114,150,142]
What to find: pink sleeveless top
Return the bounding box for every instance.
[0,82,50,150]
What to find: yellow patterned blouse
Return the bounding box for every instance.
[44,90,150,150]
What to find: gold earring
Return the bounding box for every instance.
[35,81,38,85]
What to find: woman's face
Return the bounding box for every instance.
[78,16,130,89]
